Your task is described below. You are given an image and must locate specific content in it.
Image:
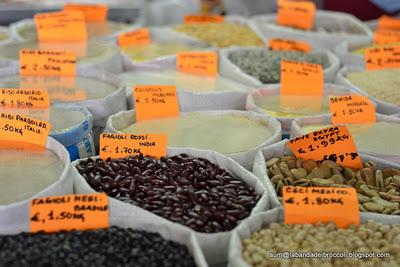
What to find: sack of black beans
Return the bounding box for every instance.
[245,83,360,136]
[336,66,400,115]
[0,66,127,130]
[252,140,400,219]
[0,214,208,267]
[105,109,282,170]
[248,11,373,50]
[72,148,269,265]
[0,137,72,234]
[120,54,251,111]
[290,114,400,164]
[219,46,340,87]
[228,207,400,267]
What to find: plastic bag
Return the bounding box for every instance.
[105,109,282,170]
[72,147,269,266]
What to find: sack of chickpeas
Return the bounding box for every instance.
[72,147,269,266]
[228,208,400,267]
[290,114,400,164]
[252,140,400,218]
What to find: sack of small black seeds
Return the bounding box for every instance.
[228,208,400,267]
[252,140,400,223]
[0,215,208,267]
[219,46,340,87]
[72,148,269,266]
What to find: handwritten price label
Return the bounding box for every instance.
[177,51,218,77]
[118,28,151,47]
[0,112,51,147]
[20,49,76,76]
[100,133,167,159]
[133,85,179,122]
[277,0,316,30]
[280,60,323,96]
[0,88,49,109]
[184,14,224,24]
[283,186,360,228]
[269,38,311,53]
[30,193,109,233]
[374,29,400,44]
[377,15,400,31]
[365,45,400,70]
[64,3,108,22]
[287,125,362,168]
[34,11,87,42]
[329,95,376,124]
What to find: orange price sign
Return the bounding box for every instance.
[118,28,151,47]
[34,11,87,42]
[287,125,362,169]
[329,95,376,125]
[283,186,360,228]
[184,14,224,24]
[280,60,323,96]
[20,49,76,76]
[377,15,400,31]
[0,88,50,109]
[64,3,108,22]
[269,38,311,53]
[0,111,51,147]
[100,133,167,160]
[277,0,316,30]
[30,193,109,233]
[133,85,179,122]
[374,29,400,44]
[365,45,400,70]
[177,51,218,77]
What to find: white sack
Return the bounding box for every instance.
[290,114,400,164]
[334,40,372,67]
[147,0,201,25]
[0,137,72,234]
[105,109,282,170]
[248,11,373,50]
[219,46,340,87]
[245,83,359,134]
[335,66,400,115]
[72,147,270,266]
[222,0,276,17]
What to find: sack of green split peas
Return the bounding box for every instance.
[228,208,400,267]
[105,109,282,170]
[253,140,400,219]
[72,147,268,266]
[290,114,400,164]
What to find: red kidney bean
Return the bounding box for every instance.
[76,154,260,233]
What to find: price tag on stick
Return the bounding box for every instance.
[280,60,323,96]
[0,112,51,147]
[269,38,311,53]
[0,88,50,109]
[133,85,179,122]
[64,3,108,22]
[30,193,109,233]
[34,11,87,42]
[118,28,151,47]
[184,14,224,24]
[329,95,376,124]
[283,186,360,228]
[100,133,167,159]
[277,0,316,30]
[287,125,362,169]
[177,51,218,77]
[377,15,400,31]
[20,49,77,76]
[365,45,400,70]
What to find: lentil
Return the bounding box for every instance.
[76,154,260,233]
[228,50,330,83]
[266,156,400,215]
[243,221,400,267]
[0,226,196,267]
